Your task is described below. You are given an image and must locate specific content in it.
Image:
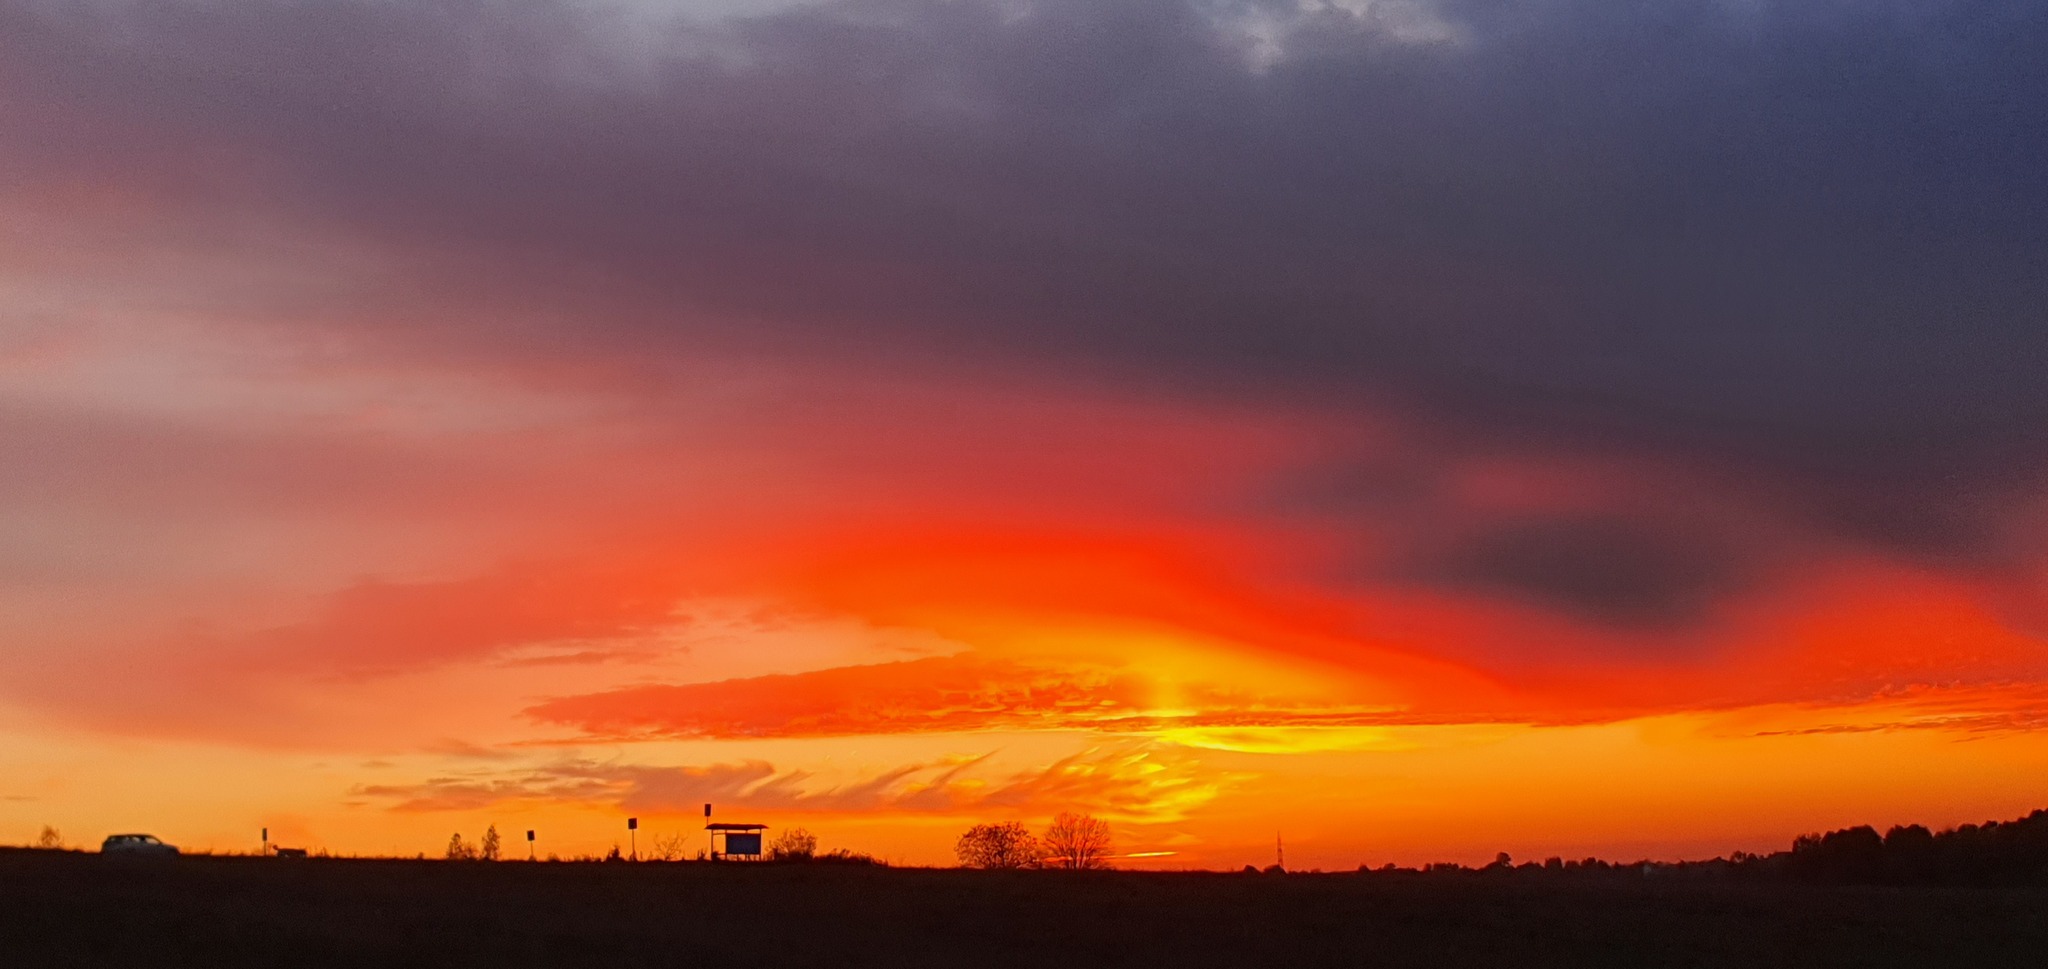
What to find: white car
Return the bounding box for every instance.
[101,833,179,856]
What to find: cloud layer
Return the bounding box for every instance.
[2,0,2046,750]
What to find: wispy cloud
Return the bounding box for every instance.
[354,742,1229,822]
[1744,686,2048,740]
[420,739,523,762]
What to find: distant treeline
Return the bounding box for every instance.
[1771,809,2048,885]
[1368,808,2048,887]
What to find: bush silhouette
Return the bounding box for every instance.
[814,848,885,865]
[771,827,818,861]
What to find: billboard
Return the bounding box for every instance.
[724,833,763,857]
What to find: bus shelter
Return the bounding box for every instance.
[705,822,767,860]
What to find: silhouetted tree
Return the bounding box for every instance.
[1788,825,1884,881]
[446,833,477,860]
[479,825,502,861]
[955,821,1041,869]
[1042,812,1113,870]
[771,827,818,861]
[34,825,63,850]
[1884,824,1934,850]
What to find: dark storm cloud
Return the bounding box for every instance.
[1406,515,1751,626]
[1265,446,1784,633]
[4,0,2046,614]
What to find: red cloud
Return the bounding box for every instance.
[521,652,1459,742]
[248,564,686,677]
[525,655,1153,740]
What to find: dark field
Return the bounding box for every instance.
[5,849,2046,968]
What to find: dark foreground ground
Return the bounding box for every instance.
[5,849,2046,968]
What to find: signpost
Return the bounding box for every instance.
[526,829,536,862]
[627,817,638,861]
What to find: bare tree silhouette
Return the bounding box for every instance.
[479,825,502,861]
[956,821,1042,869]
[1042,813,1113,870]
[445,833,477,861]
[34,825,63,850]
[650,832,689,861]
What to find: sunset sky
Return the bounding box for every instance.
[4,0,2047,869]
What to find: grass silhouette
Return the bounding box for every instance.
[6,847,2047,968]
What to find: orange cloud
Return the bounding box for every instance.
[521,649,1493,744]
